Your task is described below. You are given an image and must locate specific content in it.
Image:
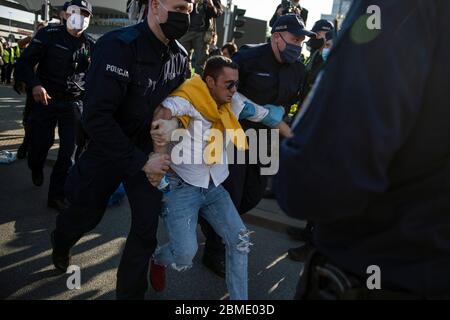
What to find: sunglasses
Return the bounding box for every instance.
[226,80,239,90]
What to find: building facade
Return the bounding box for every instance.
[321,0,353,25]
[0,0,35,42]
[4,0,131,40]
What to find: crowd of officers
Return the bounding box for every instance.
[7,0,450,300]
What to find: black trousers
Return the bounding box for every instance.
[1,63,13,83]
[73,101,88,162]
[19,93,34,152]
[53,143,161,299]
[27,99,76,200]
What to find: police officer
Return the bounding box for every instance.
[200,14,314,276]
[51,0,193,299]
[15,0,95,212]
[300,20,334,102]
[1,40,14,84]
[15,21,49,160]
[277,0,450,299]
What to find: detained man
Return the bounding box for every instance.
[148,56,293,299]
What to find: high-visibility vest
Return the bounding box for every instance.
[2,47,16,64]
[2,48,10,64]
[14,46,20,61]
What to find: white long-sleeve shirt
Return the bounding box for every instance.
[161,92,268,188]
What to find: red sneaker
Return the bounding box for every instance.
[149,260,166,292]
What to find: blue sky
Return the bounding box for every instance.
[232,0,334,29]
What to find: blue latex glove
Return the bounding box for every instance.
[239,101,257,120]
[261,104,285,127]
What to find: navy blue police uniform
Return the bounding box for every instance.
[201,14,311,266]
[15,23,95,206]
[52,20,188,299]
[277,0,450,298]
[224,41,307,212]
[226,15,312,215]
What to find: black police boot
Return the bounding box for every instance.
[286,226,311,242]
[47,198,69,213]
[17,144,27,159]
[51,231,71,272]
[32,169,44,186]
[263,190,276,199]
[202,253,225,279]
[288,243,315,262]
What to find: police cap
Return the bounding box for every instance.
[312,19,334,33]
[271,14,315,38]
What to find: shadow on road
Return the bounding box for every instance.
[0,160,126,300]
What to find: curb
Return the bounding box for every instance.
[243,207,306,234]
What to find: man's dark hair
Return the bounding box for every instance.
[221,42,238,57]
[203,55,238,81]
[208,48,222,58]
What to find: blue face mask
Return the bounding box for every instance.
[278,34,302,64]
[322,47,331,61]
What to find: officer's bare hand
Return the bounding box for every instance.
[147,173,164,187]
[277,121,294,138]
[151,119,179,147]
[32,85,52,106]
[142,153,171,178]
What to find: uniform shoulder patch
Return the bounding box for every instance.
[117,26,140,45]
[104,63,131,82]
[84,33,97,44]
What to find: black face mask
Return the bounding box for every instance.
[307,37,325,51]
[159,11,190,40]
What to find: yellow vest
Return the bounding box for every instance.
[2,48,10,64]
[14,46,20,61]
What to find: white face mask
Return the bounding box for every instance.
[66,6,90,32]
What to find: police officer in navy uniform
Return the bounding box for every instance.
[15,0,95,212]
[200,14,314,277]
[277,0,450,299]
[301,19,334,102]
[51,0,193,299]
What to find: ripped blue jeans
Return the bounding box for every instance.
[153,172,250,300]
